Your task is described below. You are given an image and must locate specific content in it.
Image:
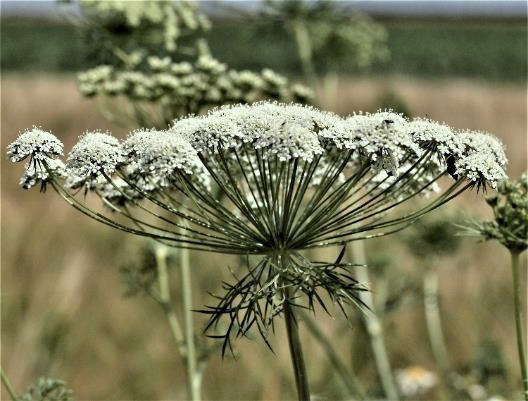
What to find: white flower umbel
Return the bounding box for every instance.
[9,102,508,251]
[8,101,508,358]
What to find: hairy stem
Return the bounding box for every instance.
[299,309,365,399]
[423,265,450,393]
[284,286,310,401]
[511,250,528,401]
[350,241,400,401]
[1,368,18,401]
[180,246,201,401]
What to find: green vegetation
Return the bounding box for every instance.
[2,18,527,80]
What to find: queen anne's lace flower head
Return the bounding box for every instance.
[66,131,123,188]
[7,127,64,162]
[9,101,510,357]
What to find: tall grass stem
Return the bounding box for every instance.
[511,250,528,401]
[423,266,450,394]
[180,246,201,401]
[299,309,366,399]
[350,241,400,401]
[155,246,190,398]
[0,368,18,401]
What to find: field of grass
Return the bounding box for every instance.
[1,17,527,81]
[1,73,526,399]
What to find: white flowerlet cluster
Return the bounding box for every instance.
[169,102,508,186]
[455,153,507,188]
[122,129,205,190]
[20,159,66,190]
[453,131,508,188]
[9,103,508,200]
[177,102,338,162]
[407,119,507,187]
[66,132,123,188]
[147,56,172,71]
[409,118,460,152]
[458,130,508,168]
[196,55,227,75]
[261,69,288,88]
[7,127,64,162]
[321,111,418,171]
[338,112,419,175]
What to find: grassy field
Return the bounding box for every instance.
[1,17,527,81]
[1,73,526,399]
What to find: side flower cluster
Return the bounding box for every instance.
[464,173,527,252]
[78,56,313,112]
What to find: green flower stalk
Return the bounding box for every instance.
[406,215,461,398]
[350,241,399,401]
[8,103,507,400]
[463,173,528,401]
[120,242,202,401]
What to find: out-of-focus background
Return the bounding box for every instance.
[2,1,527,400]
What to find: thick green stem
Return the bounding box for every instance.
[180,247,200,401]
[299,309,365,399]
[350,241,400,401]
[1,369,18,401]
[511,250,528,401]
[284,286,310,401]
[424,266,450,388]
